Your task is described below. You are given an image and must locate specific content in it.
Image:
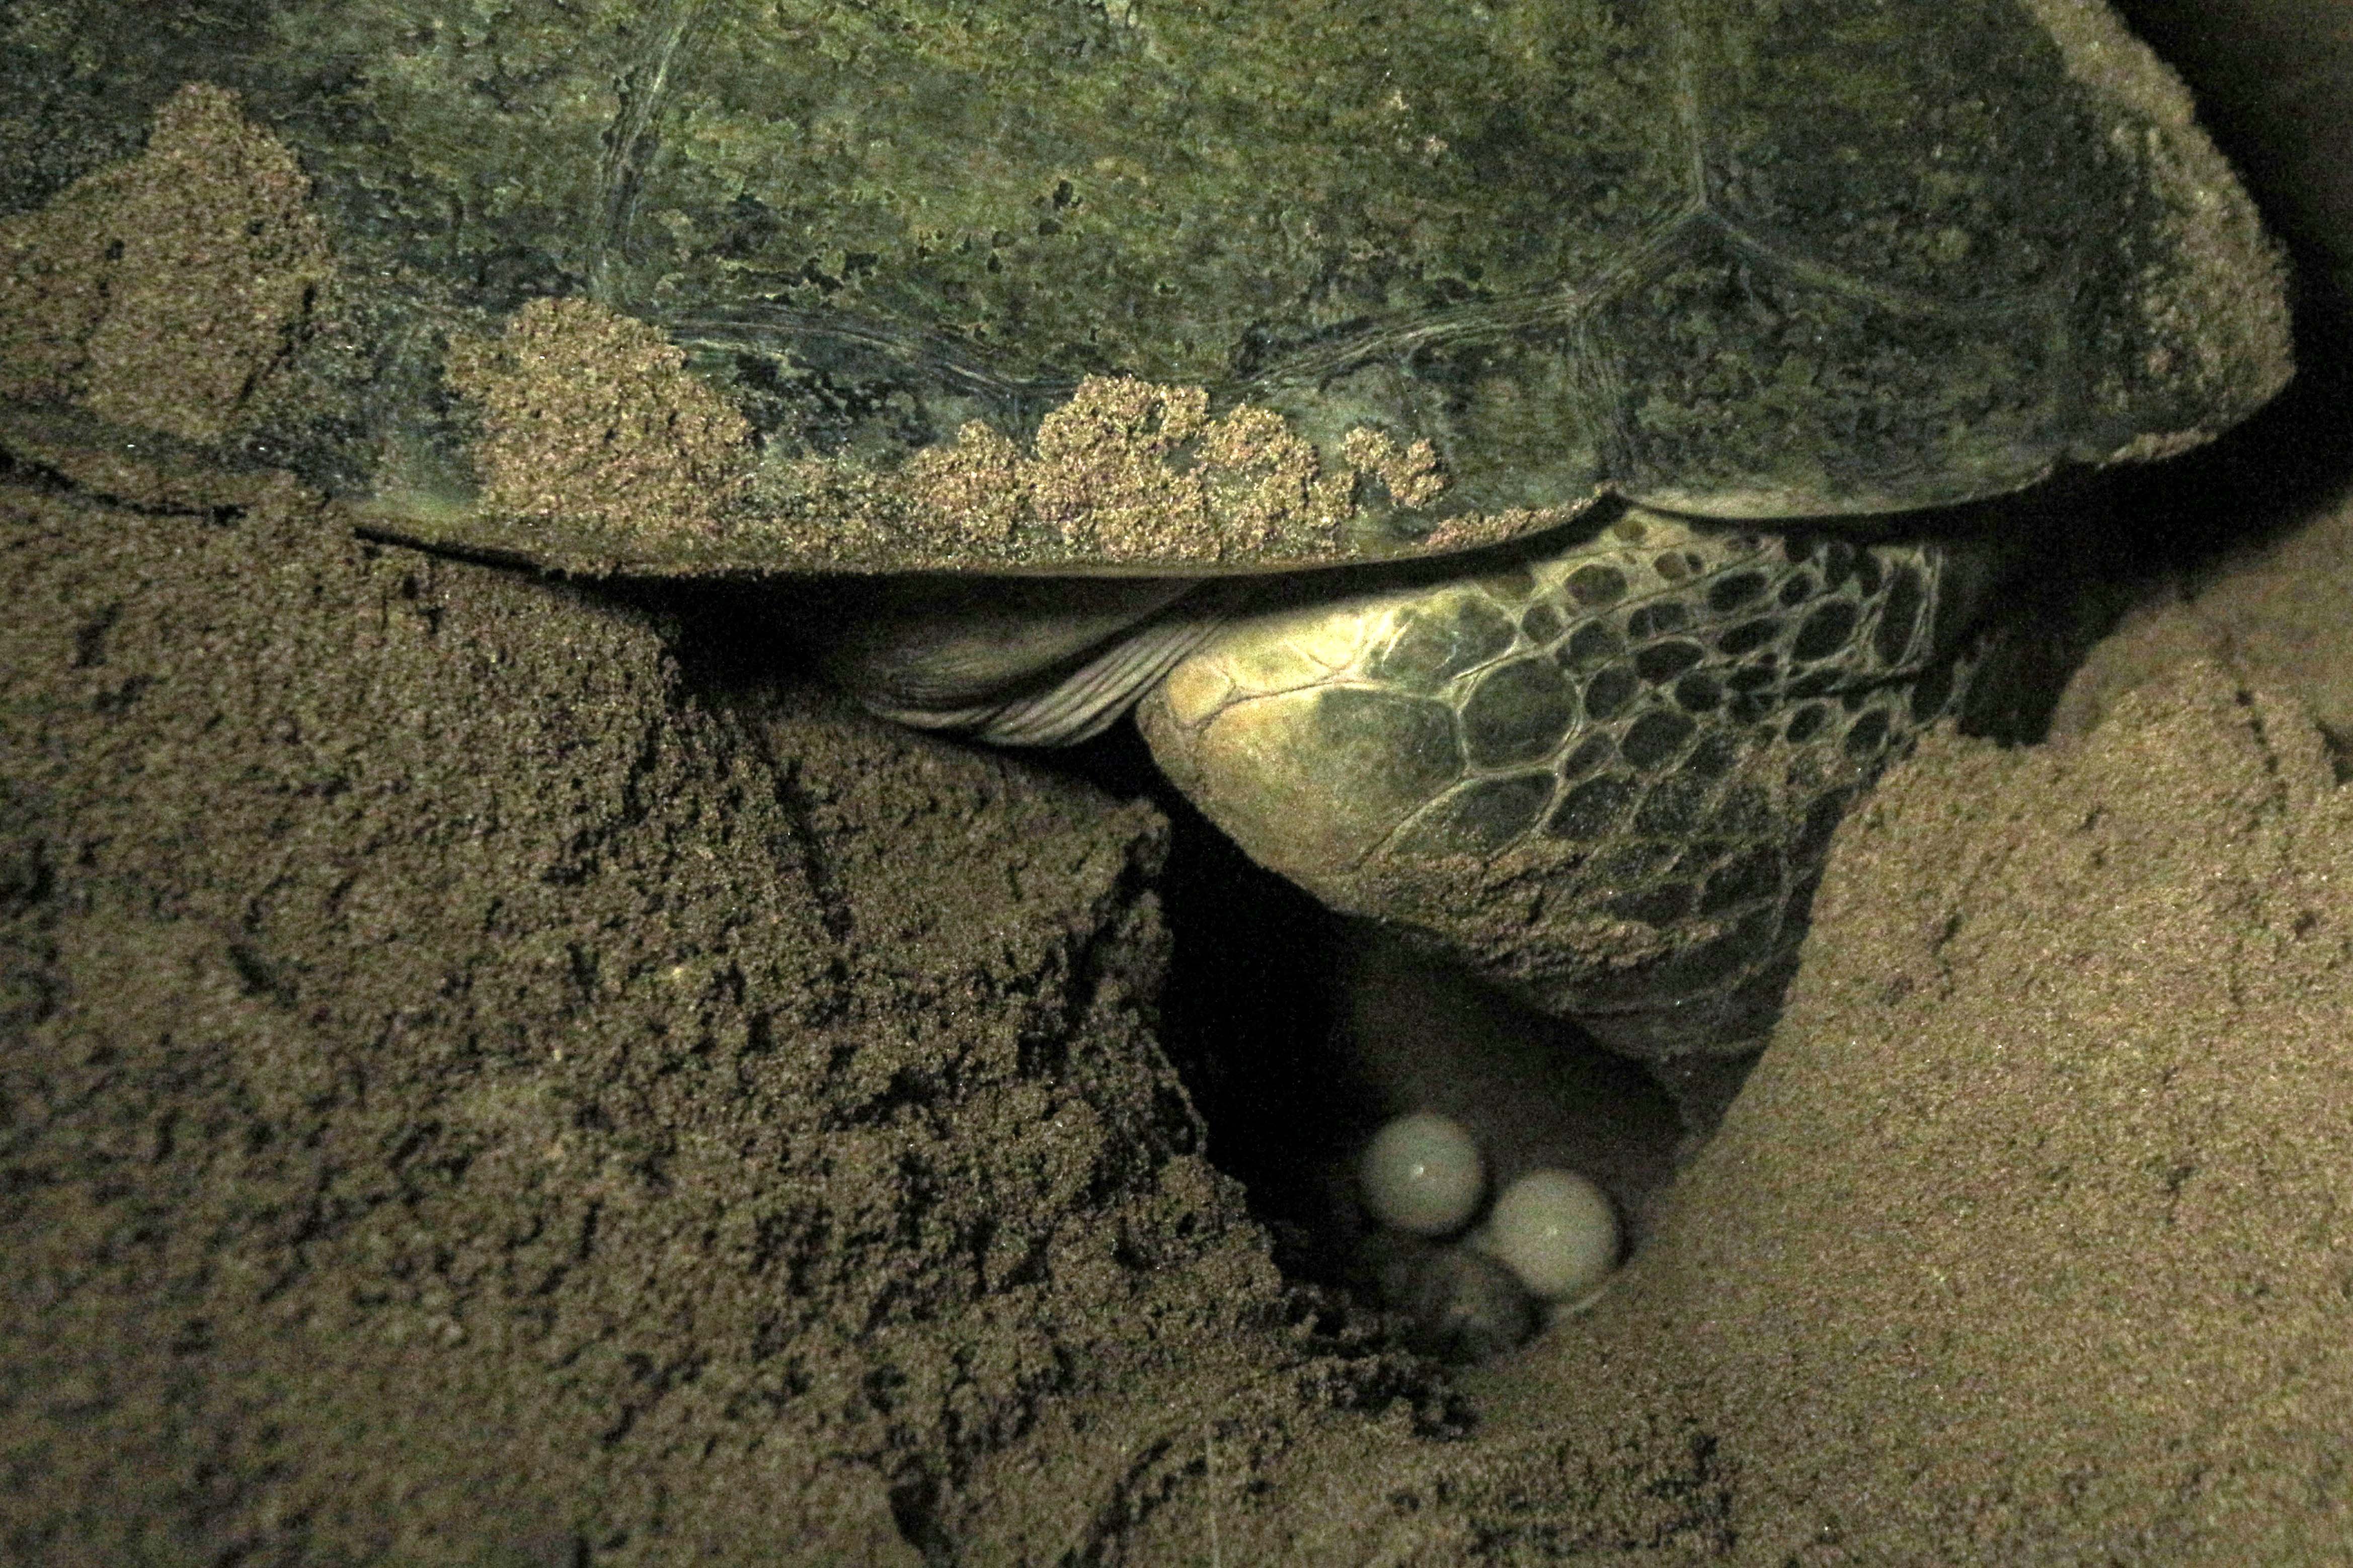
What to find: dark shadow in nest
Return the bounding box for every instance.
[656,569,1681,1308]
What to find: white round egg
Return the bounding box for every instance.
[1471,1168,1619,1301]
[1357,1111,1485,1236]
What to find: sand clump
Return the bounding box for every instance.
[754,375,1471,571]
[0,83,328,442]
[444,296,756,538]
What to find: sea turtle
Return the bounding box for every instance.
[0,0,2290,1081]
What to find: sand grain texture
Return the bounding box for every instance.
[0,464,1430,1564]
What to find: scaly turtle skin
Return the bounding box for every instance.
[0,0,2290,1063]
[1135,510,2000,1056]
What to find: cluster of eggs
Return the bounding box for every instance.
[1356,1110,1620,1360]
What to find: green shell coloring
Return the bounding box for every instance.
[0,0,2290,574]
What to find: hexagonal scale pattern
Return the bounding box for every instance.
[1139,504,2003,1056]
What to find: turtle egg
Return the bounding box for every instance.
[1365,1230,1538,1363]
[1358,1111,1485,1236]
[1471,1168,1619,1302]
